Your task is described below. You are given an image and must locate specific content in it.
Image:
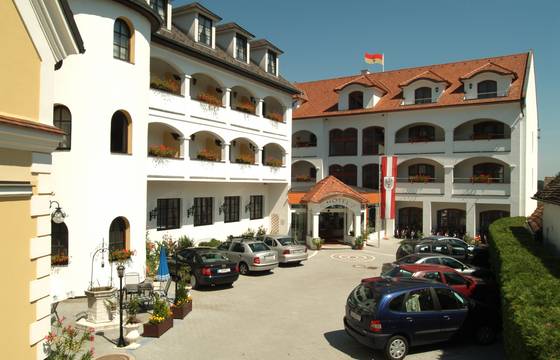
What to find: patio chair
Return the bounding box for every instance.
[124,272,140,300]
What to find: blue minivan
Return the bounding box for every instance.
[344,277,497,360]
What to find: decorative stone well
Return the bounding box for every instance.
[84,286,117,323]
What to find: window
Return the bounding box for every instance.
[444,272,468,286]
[150,0,167,22]
[110,111,130,154]
[441,257,464,270]
[264,238,275,247]
[404,288,435,312]
[51,221,68,257]
[157,198,180,230]
[423,271,443,283]
[329,164,357,186]
[384,267,414,278]
[224,196,240,223]
[435,288,467,310]
[232,243,245,253]
[236,34,247,62]
[109,217,128,252]
[477,80,497,99]
[473,163,505,183]
[198,14,212,46]
[473,121,505,140]
[249,195,263,220]
[424,257,441,265]
[389,294,405,312]
[408,125,435,142]
[53,105,71,150]
[362,164,379,190]
[414,87,432,104]
[329,128,357,156]
[267,50,277,75]
[113,19,131,62]
[362,126,384,155]
[348,91,364,110]
[194,197,213,226]
[217,241,231,251]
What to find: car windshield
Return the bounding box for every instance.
[399,255,420,264]
[348,284,381,314]
[383,267,414,278]
[277,237,295,246]
[248,242,270,252]
[199,252,229,263]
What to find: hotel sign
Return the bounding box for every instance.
[324,198,351,207]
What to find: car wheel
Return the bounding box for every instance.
[475,325,496,345]
[384,335,408,360]
[239,262,249,275]
[190,274,198,289]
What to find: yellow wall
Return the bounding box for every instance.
[0,148,32,182]
[0,0,41,121]
[0,197,36,360]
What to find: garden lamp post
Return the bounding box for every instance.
[117,264,126,347]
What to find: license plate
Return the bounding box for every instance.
[350,311,361,321]
[217,268,230,274]
[294,249,303,253]
[265,255,274,260]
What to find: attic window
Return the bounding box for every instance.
[150,0,167,22]
[198,14,212,46]
[348,91,364,110]
[236,34,247,62]
[414,87,432,104]
[267,50,277,75]
[477,80,498,99]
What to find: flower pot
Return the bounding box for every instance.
[172,301,192,320]
[142,316,173,338]
[124,323,141,345]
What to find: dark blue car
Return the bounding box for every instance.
[344,277,496,360]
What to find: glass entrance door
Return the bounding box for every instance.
[290,212,307,245]
[319,212,344,243]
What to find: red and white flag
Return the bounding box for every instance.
[380,156,397,219]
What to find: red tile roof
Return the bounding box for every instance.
[398,70,450,87]
[460,62,517,80]
[333,74,389,94]
[293,52,529,120]
[300,176,369,204]
[533,175,560,206]
[0,114,64,135]
[527,204,544,233]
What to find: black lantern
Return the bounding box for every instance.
[117,264,126,347]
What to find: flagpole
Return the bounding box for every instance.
[382,53,384,72]
[377,155,381,248]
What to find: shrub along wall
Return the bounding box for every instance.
[489,216,560,360]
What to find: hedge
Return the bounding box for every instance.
[488,216,560,360]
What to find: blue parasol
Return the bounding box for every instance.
[155,246,170,281]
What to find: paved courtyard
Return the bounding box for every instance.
[57,239,505,360]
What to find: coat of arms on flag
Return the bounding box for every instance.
[380,156,397,219]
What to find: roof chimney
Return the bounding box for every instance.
[361,69,370,75]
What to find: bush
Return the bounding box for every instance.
[197,239,222,248]
[489,216,560,360]
[177,235,194,250]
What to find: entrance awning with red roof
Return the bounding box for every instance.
[288,176,380,205]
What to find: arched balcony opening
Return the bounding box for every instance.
[190,73,223,107]
[329,164,357,186]
[262,143,285,167]
[292,160,317,183]
[362,126,384,155]
[230,137,257,165]
[292,130,317,148]
[398,207,423,232]
[147,123,184,159]
[189,131,224,162]
[230,86,256,115]
[453,157,510,184]
[397,158,444,183]
[150,58,183,96]
[329,128,357,156]
[453,119,510,141]
[362,163,380,190]
[395,123,444,143]
[263,96,284,122]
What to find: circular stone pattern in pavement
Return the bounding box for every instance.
[330,252,375,263]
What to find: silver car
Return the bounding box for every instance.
[217,238,278,275]
[260,235,308,264]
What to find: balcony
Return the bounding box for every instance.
[452,180,510,196]
[453,120,511,153]
[396,178,444,195]
[393,141,446,155]
[453,138,510,153]
[149,88,186,115]
[146,156,186,179]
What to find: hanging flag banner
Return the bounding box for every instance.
[380,155,397,219]
[364,53,384,65]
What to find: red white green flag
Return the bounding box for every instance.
[364,53,384,65]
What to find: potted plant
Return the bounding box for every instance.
[171,271,193,319]
[197,91,222,107]
[235,100,256,114]
[196,149,218,161]
[124,295,142,347]
[45,318,95,359]
[234,153,254,164]
[148,144,178,158]
[264,111,283,122]
[51,254,69,266]
[264,158,283,167]
[312,237,322,250]
[143,294,173,338]
[353,235,364,250]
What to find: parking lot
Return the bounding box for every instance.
[59,241,505,359]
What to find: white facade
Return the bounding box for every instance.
[543,203,560,252]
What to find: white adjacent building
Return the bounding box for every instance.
[50,0,298,296]
[291,53,538,243]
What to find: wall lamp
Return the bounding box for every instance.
[244,201,253,213]
[186,205,196,218]
[149,207,158,221]
[218,202,227,215]
[49,200,66,224]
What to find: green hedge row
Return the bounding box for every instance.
[488,216,560,360]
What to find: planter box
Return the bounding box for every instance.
[172,301,192,319]
[142,316,173,338]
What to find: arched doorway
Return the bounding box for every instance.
[398,207,422,232]
[479,210,509,236]
[437,209,466,236]
[319,205,346,243]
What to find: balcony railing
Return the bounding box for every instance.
[396,179,444,195]
[454,177,507,184]
[454,133,508,141]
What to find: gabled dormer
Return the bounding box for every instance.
[334,72,389,111]
[172,2,222,48]
[215,22,254,64]
[460,62,517,100]
[399,70,450,105]
[250,39,283,76]
[149,0,172,30]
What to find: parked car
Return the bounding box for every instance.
[381,253,493,280]
[344,277,498,360]
[167,247,239,289]
[382,264,483,299]
[395,240,420,260]
[259,235,308,264]
[422,236,475,257]
[217,237,279,275]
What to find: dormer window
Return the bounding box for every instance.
[236,34,247,62]
[198,14,212,46]
[150,0,167,22]
[348,91,364,110]
[477,80,497,99]
[414,87,432,104]
[267,50,277,75]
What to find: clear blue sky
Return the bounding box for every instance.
[175,0,559,179]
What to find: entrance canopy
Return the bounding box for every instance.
[289,176,379,205]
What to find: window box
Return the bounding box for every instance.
[264,158,283,167]
[109,249,134,263]
[149,145,179,158]
[51,254,69,266]
[143,316,173,338]
[408,175,433,183]
[150,75,182,96]
[295,175,314,182]
[234,155,254,165]
[171,300,192,320]
[264,112,283,122]
[196,149,219,162]
[470,174,493,184]
[197,92,222,107]
[234,101,256,114]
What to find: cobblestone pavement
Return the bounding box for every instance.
[57,239,505,360]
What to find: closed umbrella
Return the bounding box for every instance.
[156,246,170,281]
